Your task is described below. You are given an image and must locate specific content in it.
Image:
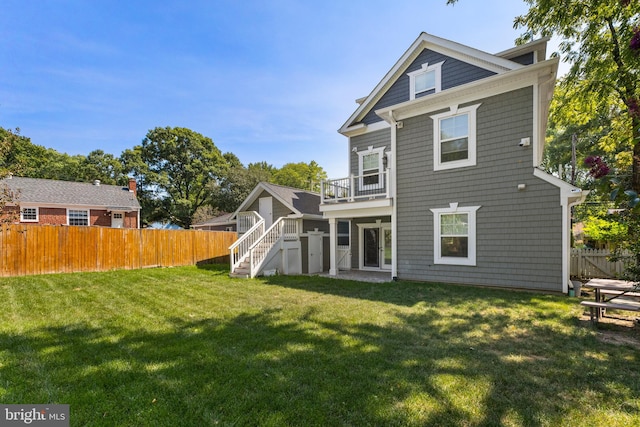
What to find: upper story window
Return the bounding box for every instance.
[431,103,481,171]
[357,146,386,190]
[68,209,89,226]
[430,203,480,266]
[21,207,38,222]
[407,61,444,100]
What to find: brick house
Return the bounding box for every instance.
[1,176,141,228]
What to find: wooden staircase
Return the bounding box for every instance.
[229,215,299,278]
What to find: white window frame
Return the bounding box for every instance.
[357,146,386,190]
[430,203,480,266]
[407,61,444,100]
[20,207,39,222]
[67,209,89,226]
[431,103,481,171]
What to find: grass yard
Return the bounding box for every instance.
[1,265,639,426]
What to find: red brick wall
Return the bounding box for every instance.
[2,207,139,228]
[91,210,111,226]
[36,208,67,225]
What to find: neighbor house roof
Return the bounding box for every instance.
[1,176,141,210]
[233,182,322,219]
[192,212,236,228]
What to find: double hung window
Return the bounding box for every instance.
[357,146,386,190]
[21,207,38,222]
[430,204,480,266]
[407,61,444,100]
[68,209,89,226]
[431,104,481,171]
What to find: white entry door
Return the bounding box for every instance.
[259,197,273,229]
[359,223,391,271]
[111,212,124,228]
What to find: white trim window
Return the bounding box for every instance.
[21,207,39,222]
[431,104,481,171]
[357,146,385,190]
[407,61,444,100]
[430,203,480,266]
[68,209,89,226]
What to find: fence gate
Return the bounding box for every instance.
[570,248,627,279]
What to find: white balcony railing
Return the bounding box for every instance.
[320,169,391,204]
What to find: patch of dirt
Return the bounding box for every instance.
[579,312,640,350]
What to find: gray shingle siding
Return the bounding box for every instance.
[361,49,497,125]
[396,86,564,291]
[246,191,292,219]
[349,129,391,176]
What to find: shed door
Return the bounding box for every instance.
[259,197,273,229]
[308,233,323,274]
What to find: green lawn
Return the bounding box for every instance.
[1,266,639,426]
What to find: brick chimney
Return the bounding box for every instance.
[128,177,137,196]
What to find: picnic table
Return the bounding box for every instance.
[581,279,640,323]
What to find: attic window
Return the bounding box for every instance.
[407,61,444,100]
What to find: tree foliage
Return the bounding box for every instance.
[2,125,329,229]
[513,0,640,193]
[272,161,327,192]
[0,128,20,224]
[121,127,227,229]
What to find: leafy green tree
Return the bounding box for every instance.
[272,161,327,192]
[513,0,640,193]
[80,150,127,185]
[212,161,274,213]
[0,128,20,223]
[121,127,227,228]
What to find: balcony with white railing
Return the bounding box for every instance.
[320,169,392,211]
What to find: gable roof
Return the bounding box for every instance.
[339,32,525,134]
[233,182,322,219]
[1,176,141,210]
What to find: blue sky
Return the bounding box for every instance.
[1,0,557,178]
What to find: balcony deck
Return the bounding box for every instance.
[320,170,391,204]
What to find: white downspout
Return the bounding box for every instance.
[388,111,398,280]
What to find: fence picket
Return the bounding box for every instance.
[0,224,236,277]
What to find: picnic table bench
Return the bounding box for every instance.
[581,279,640,324]
[580,300,640,323]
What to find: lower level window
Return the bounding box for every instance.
[337,220,350,246]
[430,204,480,266]
[21,207,38,222]
[68,209,89,226]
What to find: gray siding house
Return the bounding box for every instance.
[319,33,587,293]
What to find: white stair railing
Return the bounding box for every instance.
[229,215,265,273]
[237,211,262,234]
[249,217,299,278]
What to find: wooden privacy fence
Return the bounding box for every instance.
[570,248,629,279]
[0,224,237,277]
